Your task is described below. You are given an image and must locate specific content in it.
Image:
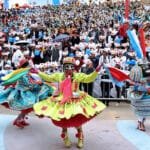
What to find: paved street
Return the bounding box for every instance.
[0,103,150,150]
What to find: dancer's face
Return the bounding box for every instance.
[64,64,74,77]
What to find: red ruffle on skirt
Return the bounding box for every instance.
[21,108,33,114]
[52,114,95,128]
[2,102,9,108]
[1,103,33,114]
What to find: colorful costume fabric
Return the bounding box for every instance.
[34,71,106,128]
[127,85,150,117]
[127,65,150,117]
[0,68,54,110]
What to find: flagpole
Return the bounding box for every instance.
[124,0,130,19]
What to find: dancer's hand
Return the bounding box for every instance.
[52,91,59,97]
[129,80,135,85]
[95,63,103,72]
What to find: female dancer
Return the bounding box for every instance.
[33,57,106,148]
[128,62,150,131]
[0,59,54,128]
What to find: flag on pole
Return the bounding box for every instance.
[105,66,130,87]
[125,0,130,19]
[127,29,143,59]
[139,27,146,58]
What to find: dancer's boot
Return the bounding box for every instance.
[61,128,72,148]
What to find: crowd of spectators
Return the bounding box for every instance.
[0,1,150,103]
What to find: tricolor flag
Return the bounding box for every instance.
[127,29,143,59]
[139,27,146,58]
[105,66,130,87]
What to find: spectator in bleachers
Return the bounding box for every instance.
[80,59,94,96]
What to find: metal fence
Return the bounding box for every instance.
[83,74,129,102]
[49,70,130,102]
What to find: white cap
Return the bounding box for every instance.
[4,64,11,68]
[114,43,120,47]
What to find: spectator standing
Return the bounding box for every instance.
[81,60,95,96]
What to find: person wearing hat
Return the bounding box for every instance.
[2,64,13,76]
[50,43,62,63]
[12,49,24,69]
[127,60,150,131]
[0,64,12,84]
[74,51,84,72]
[33,57,106,148]
[0,58,54,128]
[80,59,95,96]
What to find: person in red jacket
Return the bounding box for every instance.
[119,21,129,38]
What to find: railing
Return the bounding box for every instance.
[48,70,130,102]
[84,74,130,101]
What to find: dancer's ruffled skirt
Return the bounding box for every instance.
[127,88,150,117]
[0,84,54,110]
[34,91,106,128]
